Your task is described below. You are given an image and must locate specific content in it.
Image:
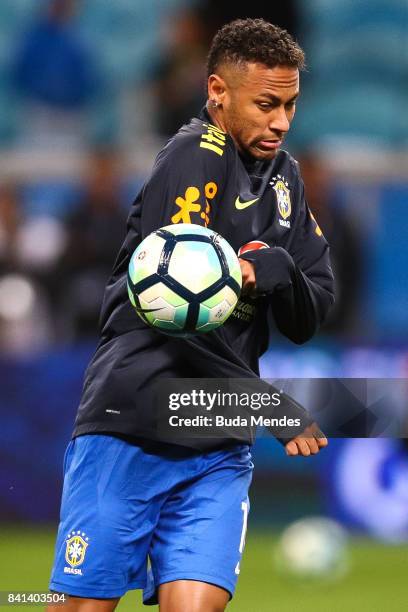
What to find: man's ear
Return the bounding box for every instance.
[207,73,227,106]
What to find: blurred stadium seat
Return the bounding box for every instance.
[21,180,83,218]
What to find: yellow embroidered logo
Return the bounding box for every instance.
[235,196,259,210]
[274,180,291,219]
[270,174,291,228]
[65,532,89,568]
[171,182,218,226]
[200,123,226,156]
[172,186,201,224]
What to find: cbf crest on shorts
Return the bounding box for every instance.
[270,175,291,228]
[64,531,89,575]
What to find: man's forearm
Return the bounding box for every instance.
[239,246,334,344]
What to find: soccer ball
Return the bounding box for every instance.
[275,517,349,580]
[127,223,242,335]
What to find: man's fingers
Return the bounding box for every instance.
[306,436,320,455]
[239,259,256,295]
[285,423,328,457]
[296,438,311,456]
[316,435,328,448]
[285,421,328,457]
[304,423,329,450]
[285,439,310,456]
[285,440,299,456]
[309,424,328,446]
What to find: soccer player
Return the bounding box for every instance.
[48,19,334,612]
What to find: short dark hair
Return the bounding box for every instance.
[206,18,305,77]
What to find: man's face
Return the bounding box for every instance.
[210,63,299,161]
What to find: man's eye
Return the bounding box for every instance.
[257,102,272,110]
[285,101,296,110]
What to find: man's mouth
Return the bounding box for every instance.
[256,139,282,151]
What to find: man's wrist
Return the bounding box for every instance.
[239,246,295,294]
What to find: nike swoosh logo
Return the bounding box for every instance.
[235,196,260,210]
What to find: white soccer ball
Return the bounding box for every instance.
[127,224,242,335]
[275,517,349,580]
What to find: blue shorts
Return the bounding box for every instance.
[49,434,253,604]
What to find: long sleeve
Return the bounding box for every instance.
[239,171,334,344]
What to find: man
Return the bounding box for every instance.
[48,19,334,612]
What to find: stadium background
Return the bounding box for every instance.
[0,1,407,609]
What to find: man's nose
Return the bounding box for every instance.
[269,106,290,134]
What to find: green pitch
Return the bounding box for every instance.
[1,527,407,611]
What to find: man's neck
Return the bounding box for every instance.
[205,101,227,133]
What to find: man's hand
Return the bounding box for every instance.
[239,259,256,296]
[285,423,328,456]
